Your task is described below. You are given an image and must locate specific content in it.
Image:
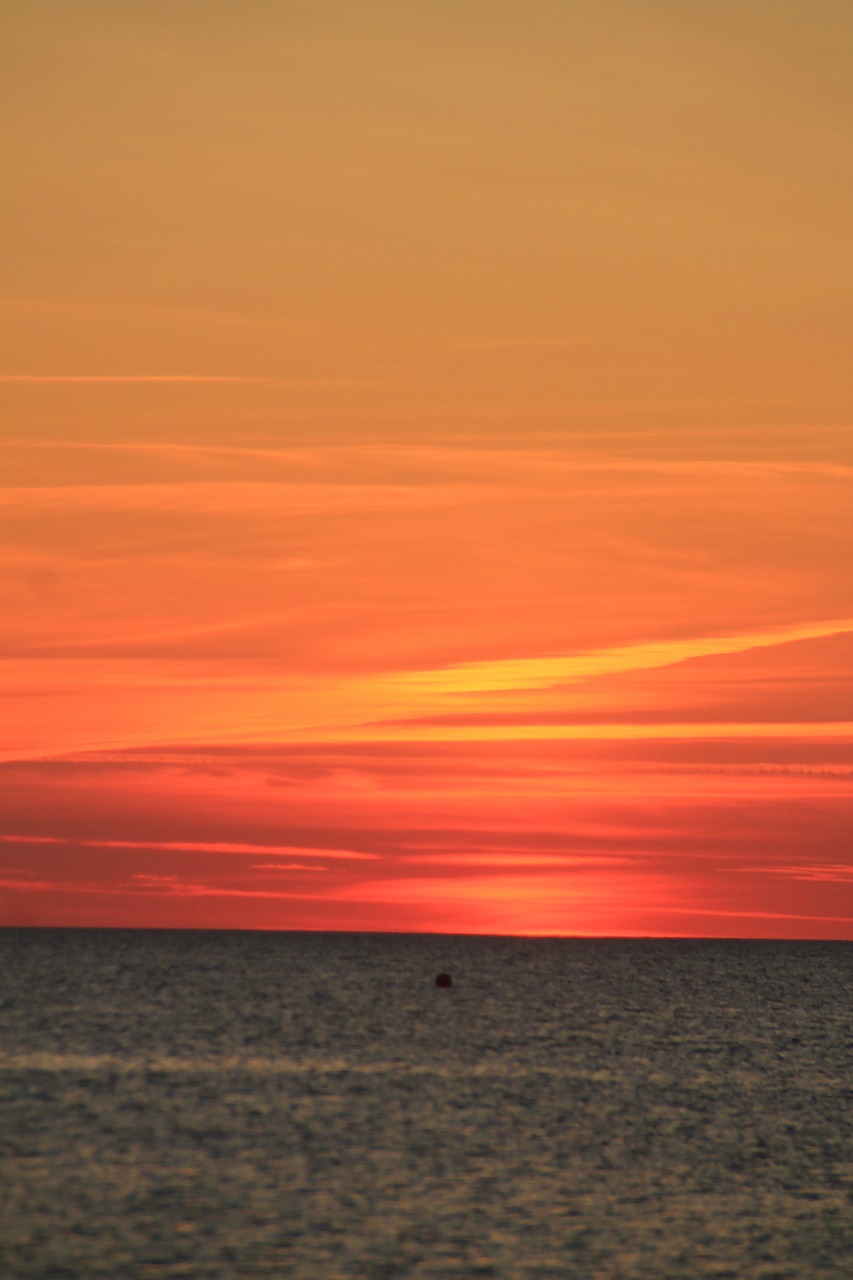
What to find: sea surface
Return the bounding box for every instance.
[1,930,851,1279]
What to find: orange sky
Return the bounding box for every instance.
[1,2,851,937]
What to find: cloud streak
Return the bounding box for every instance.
[0,375,386,385]
[386,619,853,696]
[0,835,377,860]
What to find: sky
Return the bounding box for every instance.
[1,0,851,937]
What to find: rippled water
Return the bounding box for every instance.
[1,930,851,1278]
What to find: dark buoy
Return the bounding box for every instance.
[435,972,452,988]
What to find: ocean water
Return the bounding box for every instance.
[1,931,851,1279]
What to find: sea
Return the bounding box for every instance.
[1,930,851,1279]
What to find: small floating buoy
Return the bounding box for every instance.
[435,972,452,988]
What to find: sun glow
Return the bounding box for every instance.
[2,1,851,937]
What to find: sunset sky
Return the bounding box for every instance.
[2,1,851,937]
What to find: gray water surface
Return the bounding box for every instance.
[1,930,851,1278]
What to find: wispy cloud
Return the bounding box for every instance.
[0,876,328,901]
[0,375,386,386]
[0,834,377,860]
[450,338,592,351]
[0,480,503,515]
[251,862,328,872]
[736,864,853,883]
[385,619,853,696]
[649,906,853,924]
[341,722,853,745]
